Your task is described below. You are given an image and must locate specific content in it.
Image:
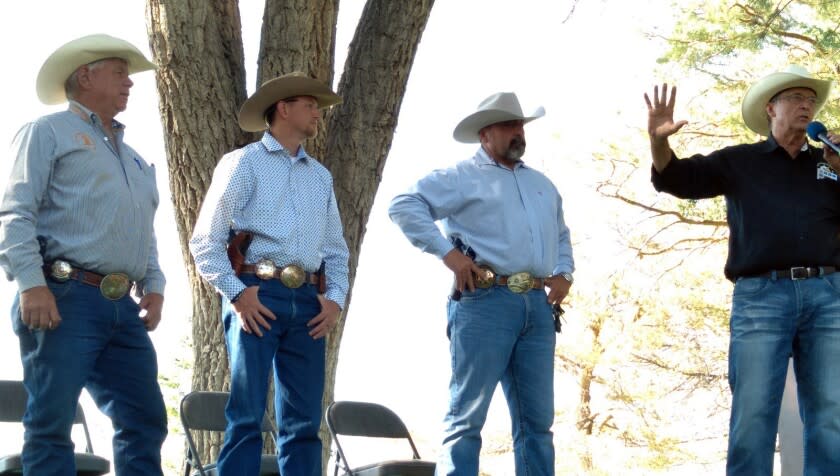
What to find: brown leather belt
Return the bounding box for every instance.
[756,266,836,280]
[239,264,319,286]
[43,261,134,300]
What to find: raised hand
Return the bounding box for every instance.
[644,83,688,142]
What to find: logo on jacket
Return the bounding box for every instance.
[817,162,838,181]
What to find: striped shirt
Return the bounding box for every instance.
[389,147,574,278]
[189,133,350,307]
[0,101,165,295]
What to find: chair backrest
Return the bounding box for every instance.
[0,380,96,453]
[326,401,423,475]
[180,390,276,476]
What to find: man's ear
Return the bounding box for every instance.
[75,66,92,90]
[766,102,776,121]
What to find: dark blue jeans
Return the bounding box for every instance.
[11,279,167,476]
[217,275,325,476]
[438,286,556,476]
[727,274,840,475]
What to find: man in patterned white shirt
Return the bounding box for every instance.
[0,34,167,475]
[189,72,350,476]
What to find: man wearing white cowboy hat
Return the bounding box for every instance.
[0,34,167,475]
[645,66,840,474]
[190,72,349,476]
[390,92,574,475]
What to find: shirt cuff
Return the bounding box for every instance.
[325,289,345,310]
[430,238,456,260]
[15,266,47,293]
[137,278,166,297]
[219,275,247,302]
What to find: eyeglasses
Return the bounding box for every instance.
[776,93,819,105]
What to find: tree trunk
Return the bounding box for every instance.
[146,0,435,472]
[146,0,252,465]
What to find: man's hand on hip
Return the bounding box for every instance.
[308,295,340,340]
[232,286,277,337]
[443,249,484,293]
[20,286,62,331]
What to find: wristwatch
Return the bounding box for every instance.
[559,272,574,285]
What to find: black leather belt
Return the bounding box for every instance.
[756,266,836,280]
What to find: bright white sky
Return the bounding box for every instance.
[0,0,674,473]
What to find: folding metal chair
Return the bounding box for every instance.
[0,380,111,475]
[326,401,436,476]
[180,390,280,476]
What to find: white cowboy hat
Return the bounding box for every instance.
[741,65,832,136]
[36,34,156,105]
[238,72,342,132]
[452,92,545,143]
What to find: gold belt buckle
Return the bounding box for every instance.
[507,272,533,293]
[100,273,130,300]
[50,260,73,282]
[280,265,306,289]
[474,266,496,289]
[254,259,277,280]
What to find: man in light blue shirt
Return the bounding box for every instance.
[0,34,167,475]
[389,92,573,476]
[189,72,350,476]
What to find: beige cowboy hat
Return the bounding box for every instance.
[741,65,832,136]
[238,72,342,132]
[452,92,545,143]
[36,34,156,105]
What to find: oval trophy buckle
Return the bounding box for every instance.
[280,265,306,289]
[255,259,277,280]
[507,272,533,294]
[50,260,73,282]
[100,273,130,300]
[475,266,496,289]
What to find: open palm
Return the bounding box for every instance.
[644,83,687,141]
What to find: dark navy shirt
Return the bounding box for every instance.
[652,136,840,281]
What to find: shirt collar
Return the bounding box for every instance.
[261,132,311,162]
[68,100,125,131]
[475,146,527,170]
[763,134,811,154]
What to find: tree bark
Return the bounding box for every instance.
[146,0,251,464]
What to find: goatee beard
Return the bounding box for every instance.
[505,136,526,161]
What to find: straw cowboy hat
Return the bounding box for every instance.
[36,34,156,105]
[741,65,832,136]
[238,72,342,132]
[452,92,545,143]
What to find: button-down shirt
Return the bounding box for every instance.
[652,136,840,280]
[0,101,165,295]
[389,147,574,278]
[189,133,350,307]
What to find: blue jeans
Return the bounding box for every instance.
[727,274,840,475]
[437,286,556,476]
[11,278,167,476]
[217,275,325,476]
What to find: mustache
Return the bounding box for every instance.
[509,136,526,149]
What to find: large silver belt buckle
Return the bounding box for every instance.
[507,272,533,293]
[100,273,130,300]
[50,260,73,282]
[255,259,277,280]
[280,265,306,289]
[475,266,496,289]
